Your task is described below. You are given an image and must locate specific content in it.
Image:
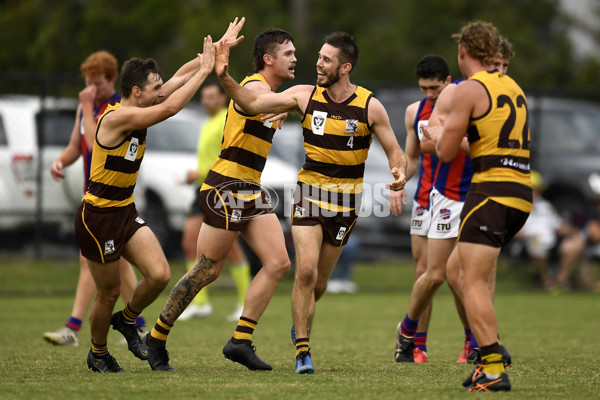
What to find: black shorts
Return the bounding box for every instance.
[290,184,358,246]
[200,182,274,231]
[74,202,146,263]
[187,185,203,217]
[458,192,530,248]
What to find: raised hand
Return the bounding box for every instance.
[215,40,231,79]
[217,16,245,48]
[199,35,215,73]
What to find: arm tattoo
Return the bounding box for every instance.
[162,254,217,323]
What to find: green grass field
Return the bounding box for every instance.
[1,257,599,399]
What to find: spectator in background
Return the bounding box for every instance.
[515,170,586,291]
[44,51,145,347]
[178,81,252,322]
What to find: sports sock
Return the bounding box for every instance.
[147,314,173,347]
[400,314,419,337]
[66,316,82,332]
[91,340,109,357]
[135,315,146,328]
[480,342,505,377]
[122,302,140,324]
[415,332,427,352]
[231,316,257,344]
[469,334,479,351]
[230,261,251,306]
[464,328,472,344]
[187,260,210,306]
[296,337,309,357]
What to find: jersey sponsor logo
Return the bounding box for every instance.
[335,226,347,241]
[312,111,327,136]
[439,208,452,220]
[412,219,423,227]
[104,239,115,255]
[135,216,145,224]
[345,119,358,133]
[124,137,139,161]
[230,209,242,223]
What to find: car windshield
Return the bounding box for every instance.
[146,118,199,153]
[536,108,600,155]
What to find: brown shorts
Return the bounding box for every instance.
[74,201,146,263]
[200,182,274,231]
[291,184,359,246]
[458,192,529,248]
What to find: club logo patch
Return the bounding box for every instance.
[439,208,451,220]
[230,209,242,223]
[104,240,115,255]
[312,111,327,136]
[294,205,305,217]
[335,226,347,241]
[345,119,358,133]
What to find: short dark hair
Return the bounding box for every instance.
[201,79,226,95]
[120,57,160,99]
[324,31,360,73]
[253,28,294,72]
[415,55,450,81]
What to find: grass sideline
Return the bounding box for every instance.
[1,258,599,399]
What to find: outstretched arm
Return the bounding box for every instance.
[215,40,306,115]
[161,17,245,100]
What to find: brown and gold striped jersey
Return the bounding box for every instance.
[467,70,532,212]
[201,73,277,192]
[298,85,373,212]
[83,102,147,208]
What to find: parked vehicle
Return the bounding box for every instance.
[0,95,298,255]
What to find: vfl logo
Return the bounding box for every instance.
[417,120,429,141]
[415,205,426,217]
[230,209,242,223]
[124,137,139,161]
[312,111,327,136]
[294,205,305,217]
[439,208,451,220]
[104,240,115,255]
[335,226,347,241]
[345,119,358,133]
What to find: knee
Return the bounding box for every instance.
[96,285,121,305]
[294,261,316,287]
[147,261,171,290]
[264,254,291,281]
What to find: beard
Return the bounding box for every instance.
[317,67,341,88]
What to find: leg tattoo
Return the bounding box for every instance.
[162,254,217,323]
[306,314,314,339]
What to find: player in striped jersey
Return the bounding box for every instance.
[45,51,145,347]
[75,32,221,373]
[390,55,451,363]
[431,21,531,391]
[145,26,296,372]
[216,31,407,374]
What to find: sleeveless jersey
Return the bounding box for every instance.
[298,85,373,212]
[80,92,121,193]
[201,73,277,192]
[467,70,532,212]
[413,98,439,208]
[83,102,147,208]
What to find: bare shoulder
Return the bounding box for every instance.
[242,79,272,95]
[405,100,419,121]
[368,96,391,123]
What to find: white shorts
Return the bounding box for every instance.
[427,188,464,239]
[410,201,431,236]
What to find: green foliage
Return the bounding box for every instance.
[1,0,599,92]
